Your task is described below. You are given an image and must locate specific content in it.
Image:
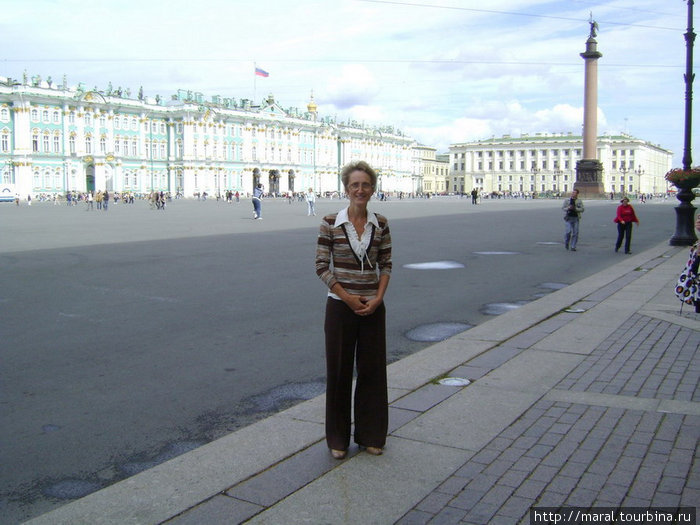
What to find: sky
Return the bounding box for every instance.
[1,0,696,165]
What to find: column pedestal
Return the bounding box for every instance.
[575,159,605,198]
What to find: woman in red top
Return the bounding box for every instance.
[614,197,640,254]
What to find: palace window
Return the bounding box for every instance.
[0,107,9,120]
[159,143,166,159]
[85,136,92,154]
[32,133,39,152]
[85,113,92,126]
[31,109,39,121]
[131,140,137,156]
[100,115,106,127]
[69,135,76,154]
[33,170,40,187]
[69,111,75,124]
[1,132,8,152]
[43,134,50,152]
[100,137,106,154]
[115,140,120,154]
[42,110,49,123]
[53,134,60,153]
[53,111,60,124]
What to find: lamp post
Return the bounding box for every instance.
[553,168,563,195]
[633,166,645,195]
[670,0,697,245]
[531,166,540,196]
[619,164,629,196]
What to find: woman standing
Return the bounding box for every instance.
[613,197,640,254]
[315,160,392,459]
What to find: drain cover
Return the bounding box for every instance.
[438,377,470,387]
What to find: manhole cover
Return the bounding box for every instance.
[481,302,527,315]
[403,261,465,270]
[405,322,472,342]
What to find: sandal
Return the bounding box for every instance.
[330,449,347,460]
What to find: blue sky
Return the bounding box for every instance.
[1,0,696,165]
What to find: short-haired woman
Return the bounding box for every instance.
[315,160,392,459]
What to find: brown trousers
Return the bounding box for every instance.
[324,298,388,451]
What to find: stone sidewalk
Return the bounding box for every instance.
[25,241,699,525]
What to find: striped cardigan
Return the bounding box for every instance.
[316,212,392,297]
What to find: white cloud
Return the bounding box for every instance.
[324,64,381,110]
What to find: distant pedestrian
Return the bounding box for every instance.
[87,192,94,210]
[103,190,109,211]
[306,187,316,216]
[471,188,478,204]
[562,188,584,251]
[613,197,639,254]
[252,184,263,219]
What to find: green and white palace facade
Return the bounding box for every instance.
[0,78,416,198]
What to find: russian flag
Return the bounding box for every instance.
[255,67,269,78]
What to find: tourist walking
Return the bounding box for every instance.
[562,188,584,251]
[613,197,640,254]
[252,184,263,219]
[306,187,316,216]
[315,160,392,460]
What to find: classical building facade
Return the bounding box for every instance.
[412,145,449,195]
[0,77,416,198]
[449,133,673,196]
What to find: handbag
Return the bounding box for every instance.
[675,244,700,312]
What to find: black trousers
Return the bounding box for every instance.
[616,222,633,253]
[324,298,388,451]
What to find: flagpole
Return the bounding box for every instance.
[253,62,257,105]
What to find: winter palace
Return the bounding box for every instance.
[0,75,417,199]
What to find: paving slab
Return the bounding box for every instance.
[393,384,541,451]
[244,436,471,525]
[475,349,584,394]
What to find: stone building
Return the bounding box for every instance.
[0,77,415,198]
[412,145,449,195]
[448,132,673,197]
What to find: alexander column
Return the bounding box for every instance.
[575,18,605,197]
